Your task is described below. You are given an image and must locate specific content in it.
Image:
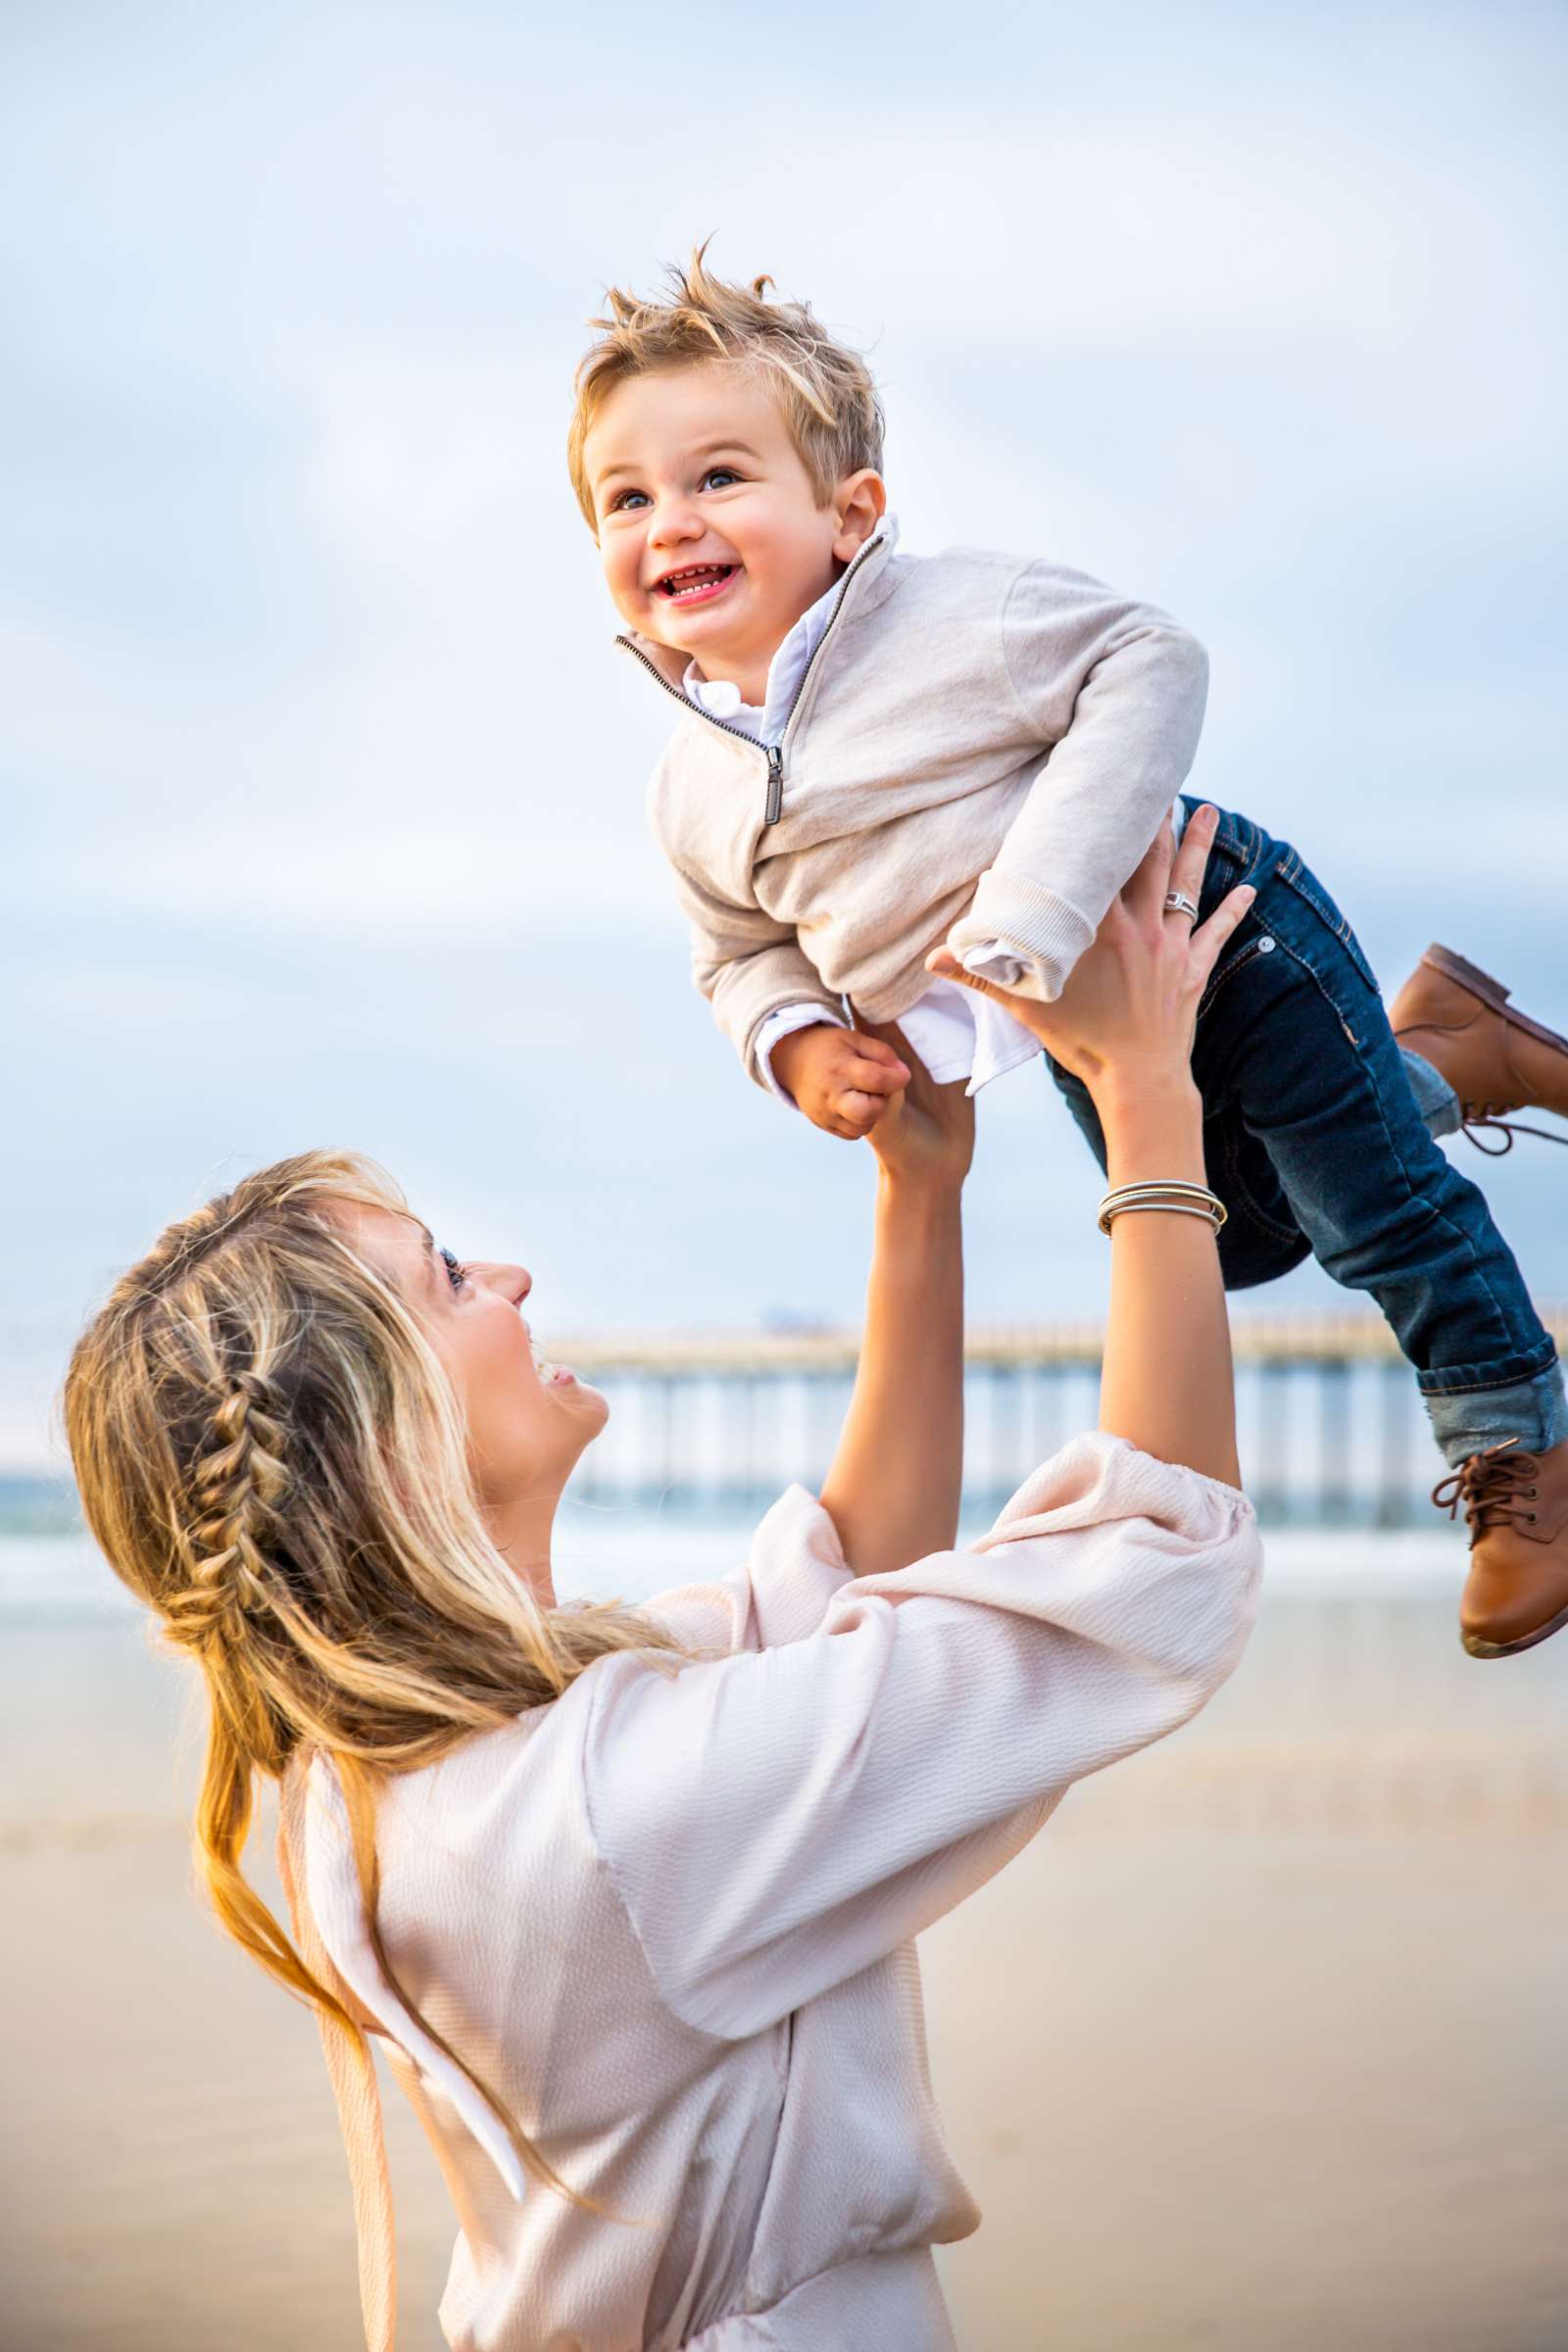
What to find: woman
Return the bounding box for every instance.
[66,816,1260,2351]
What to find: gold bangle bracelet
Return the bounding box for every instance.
[1098,1182,1227,1237]
[1101,1180,1217,1200]
[1100,1200,1223,1231]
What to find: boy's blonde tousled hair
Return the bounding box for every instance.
[567,245,885,528]
[64,1148,670,2210]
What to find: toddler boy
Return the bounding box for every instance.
[569,254,1568,1658]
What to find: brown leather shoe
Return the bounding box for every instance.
[1390,944,1568,1151]
[1434,1438,1568,1657]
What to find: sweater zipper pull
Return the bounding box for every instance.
[763,744,784,826]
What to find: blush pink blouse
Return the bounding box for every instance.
[279,1433,1259,2351]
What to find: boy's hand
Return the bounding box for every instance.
[771,1022,911,1140]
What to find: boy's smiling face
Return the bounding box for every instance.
[583,362,884,704]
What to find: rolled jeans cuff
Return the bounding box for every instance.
[1401,1046,1462,1140]
[1423,1358,1568,1466]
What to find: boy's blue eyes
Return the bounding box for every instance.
[439,1247,467,1295]
[610,467,743,513]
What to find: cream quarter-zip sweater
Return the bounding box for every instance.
[280,1434,1258,2352]
[625,522,1209,1089]
[680,548,1045,1104]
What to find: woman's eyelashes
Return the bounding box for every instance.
[439,1247,468,1296]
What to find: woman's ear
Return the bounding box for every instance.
[831,469,888,563]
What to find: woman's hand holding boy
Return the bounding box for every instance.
[927,807,1253,1112]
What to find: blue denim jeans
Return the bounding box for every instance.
[1048,802,1567,1466]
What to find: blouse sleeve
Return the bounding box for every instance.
[639,1484,855,1659]
[582,1433,1260,2040]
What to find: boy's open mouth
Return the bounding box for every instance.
[654,564,738,605]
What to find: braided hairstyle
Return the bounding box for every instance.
[64,1149,665,2201]
[169,1369,290,1659]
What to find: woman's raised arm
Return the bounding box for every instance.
[929,805,1254,1489]
[815,1043,974,1579]
[821,806,1251,1573]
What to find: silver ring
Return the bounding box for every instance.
[1163,890,1200,921]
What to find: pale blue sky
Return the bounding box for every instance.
[4,1,1566,1464]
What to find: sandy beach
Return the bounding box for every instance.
[4,1528,1567,2351]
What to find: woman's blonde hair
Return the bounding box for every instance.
[63,1148,664,2201]
[567,244,885,528]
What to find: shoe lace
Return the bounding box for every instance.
[1462,1109,1568,1156]
[1432,1437,1542,1532]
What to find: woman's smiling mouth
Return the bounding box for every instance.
[523,1319,576,1389]
[653,563,738,605]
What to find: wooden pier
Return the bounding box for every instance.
[553,1308,1568,1528]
